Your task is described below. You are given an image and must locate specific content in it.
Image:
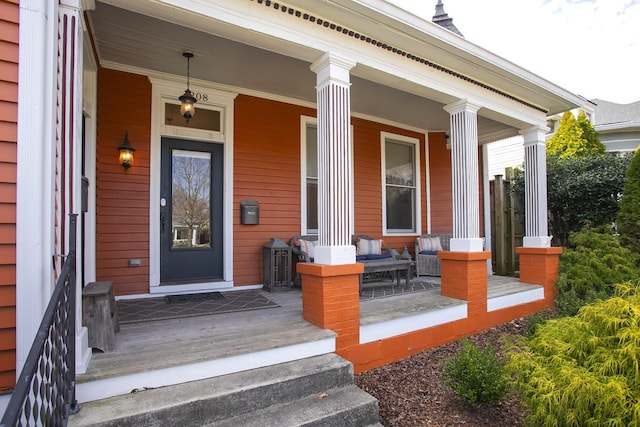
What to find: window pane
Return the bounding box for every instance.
[165,103,221,132]
[385,140,414,186]
[306,124,318,178]
[171,149,211,249]
[307,178,318,232]
[386,186,415,230]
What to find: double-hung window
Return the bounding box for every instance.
[382,133,419,234]
[301,117,354,235]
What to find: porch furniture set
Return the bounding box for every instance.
[291,234,448,292]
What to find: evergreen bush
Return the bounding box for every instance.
[617,146,640,253]
[442,338,510,408]
[554,227,640,317]
[506,281,640,426]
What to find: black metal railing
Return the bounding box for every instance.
[1,214,79,427]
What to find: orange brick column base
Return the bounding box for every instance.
[438,251,491,317]
[297,262,364,352]
[516,246,563,306]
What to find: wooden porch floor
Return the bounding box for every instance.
[75,275,541,403]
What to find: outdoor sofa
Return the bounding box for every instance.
[290,234,403,287]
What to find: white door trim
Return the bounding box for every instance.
[149,78,237,294]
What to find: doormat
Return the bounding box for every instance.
[165,291,224,304]
[359,280,440,301]
[117,290,280,324]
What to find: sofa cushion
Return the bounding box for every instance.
[417,236,443,252]
[356,253,392,261]
[356,238,383,255]
[419,250,439,255]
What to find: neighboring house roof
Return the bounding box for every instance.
[431,0,463,37]
[592,98,640,126]
[591,98,640,152]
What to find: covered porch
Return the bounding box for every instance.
[75,275,546,403]
[37,0,576,391]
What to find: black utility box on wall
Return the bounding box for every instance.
[240,199,259,224]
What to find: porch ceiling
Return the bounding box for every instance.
[88,1,527,142]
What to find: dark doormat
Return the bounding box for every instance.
[117,290,280,324]
[360,280,440,301]
[165,291,223,304]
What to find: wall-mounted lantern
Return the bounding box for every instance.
[118,132,135,171]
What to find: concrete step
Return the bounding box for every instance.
[207,384,380,427]
[69,353,379,426]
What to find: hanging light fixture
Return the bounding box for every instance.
[179,51,197,123]
[118,131,135,171]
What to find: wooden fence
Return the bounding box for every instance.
[489,171,524,276]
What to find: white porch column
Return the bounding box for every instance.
[443,100,483,252]
[521,126,552,248]
[310,52,356,265]
[16,0,58,374]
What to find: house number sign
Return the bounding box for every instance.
[194,92,209,102]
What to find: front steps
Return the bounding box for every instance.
[68,353,381,427]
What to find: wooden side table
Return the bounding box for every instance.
[82,281,119,352]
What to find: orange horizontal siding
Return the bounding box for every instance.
[0,328,14,351]
[94,87,466,291]
[0,306,14,327]
[0,265,14,285]
[96,68,151,296]
[0,203,12,223]
[232,96,436,286]
[233,95,311,286]
[0,2,19,24]
[428,132,453,233]
[0,0,18,388]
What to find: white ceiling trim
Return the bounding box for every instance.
[100,60,436,137]
[97,0,583,117]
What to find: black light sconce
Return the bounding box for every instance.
[179,51,197,123]
[118,131,135,171]
[445,133,451,150]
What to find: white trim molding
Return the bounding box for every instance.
[149,78,238,292]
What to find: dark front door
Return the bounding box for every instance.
[160,138,223,283]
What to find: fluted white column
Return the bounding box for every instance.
[443,100,483,252]
[521,126,552,247]
[310,52,356,265]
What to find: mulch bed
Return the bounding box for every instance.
[355,319,529,426]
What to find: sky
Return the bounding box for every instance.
[387,0,640,104]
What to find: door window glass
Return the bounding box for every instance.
[164,103,221,132]
[171,149,211,249]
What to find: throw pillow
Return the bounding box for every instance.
[417,236,443,252]
[357,238,383,255]
[297,239,317,259]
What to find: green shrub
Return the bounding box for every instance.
[442,338,510,408]
[506,281,640,426]
[524,309,553,338]
[618,146,640,254]
[554,227,640,317]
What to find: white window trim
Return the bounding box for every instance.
[381,132,421,236]
[300,116,354,235]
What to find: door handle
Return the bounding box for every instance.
[160,213,166,232]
